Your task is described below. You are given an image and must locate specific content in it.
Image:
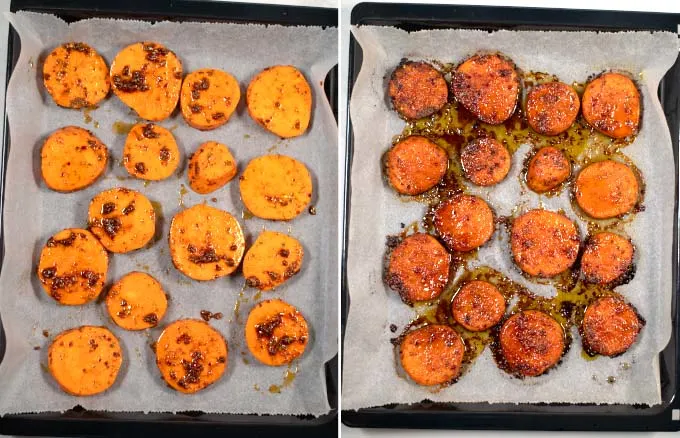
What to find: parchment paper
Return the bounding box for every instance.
[0,12,337,416]
[343,26,679,409]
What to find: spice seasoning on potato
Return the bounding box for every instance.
[43,42,110,109]
[37,228,108,305]
[110,42,182,121]
[169,204,245,280]
[123,123,180,181]
[88,187,156,253]
[239,154,312,220]
[48,326,123,396]
[188,141,237,194]
[41,126,108,192]
[247,65,312,138]
[180,68,240,130]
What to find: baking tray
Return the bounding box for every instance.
[341,2,680,431]
[0,0,338,436]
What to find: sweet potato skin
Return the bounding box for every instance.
[110,42,183,121]
[155,319,228,393]
[242,231,304,291]
[245,299,309,366]
[246,65,312,138]
[180,68,240,130]
[41,126,108,193]
[37,228,108,305]
[48,326,123,396]
[169,204,245,281]
[43,42,110,109]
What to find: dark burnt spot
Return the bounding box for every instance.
[88,338,99,351]
[113,352,120,358]
[80,270,100,287]
[64,42,91,54]
[50,274,78,293]
[43,73,51,81]
[159,147,171,163]
[278,248,290,258]
[41,267,56,279]
[190,104,202,114]
[122,202,135,215]
[142,123,159,139]
[143,313,159,326]
[191,89,200,100]
[135,162,147,174]
[255,315,282,339]
[390,324,398,333]
[229,244,238,251]
[266,271,280,281]
[193,77,210,91]
[101,217,121,238]
[177,351,204,388]
[308,206,317,215]
[188,247,221,264]
[212,112,225,121]
[176,333,191,344]
[217,356,226,363]
[144,43,169,63]
[47,232,77,247]
[174,71,182,80]
[245,276,260,288]
[200,310,212,321]
[268,335,296,356]
[102,202,116,215]
[112,70,149,92]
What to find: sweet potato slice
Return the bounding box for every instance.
[582,72,640,139]
[169,204,245,281]
[499,310,565,377]
[43,42,110,109]
[451,53,520,124]
[581,296,642,357]
[510,209,580,277]
[188,141,237,194]
[155,319,228,393]
[526,82,580,136]
[88,187,155,253]
[246,65,312,138]
[106,271,168,330]
[242,231,304,291]
[180,68,240,130]
[48,326,123,396]
[581,232,635,285]
[452,280,505,332]
[385,136,448,195]
[385,233,450,305]
[37,228,108,305]
[525,146,570,193]
[123,123,180,181]
[399,324,465,386]
[239,154,312,220]
[574,160,639,219]
[110,42,182,121]
[460,137,511,186]
[433,194,495,252]
[41,126,108,192]
[245,299,309,366]
[388,61,448,120]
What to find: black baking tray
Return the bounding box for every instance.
[0,0,338,436]
[342,2,680,432]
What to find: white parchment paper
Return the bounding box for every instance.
[343,26,679,409]
[0,12,337,416]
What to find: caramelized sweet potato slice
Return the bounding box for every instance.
[180,68,240,130]
[388,61,448,120]
[433,194,495,252]
[187,141,237,194]
[106,271,168,330]
[525,147,570,193]
[123,123,180,181]
[399,324,465,386]
[581,232,635,285]
[451,280,505,332]
[574,160,639,219]
[242,231,304,291]
[526,82,580,136]
[582,72,640,139]
[460,137,511,186]
[385,136,448,195]
[581,296,642,357]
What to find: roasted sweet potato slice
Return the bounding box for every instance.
[43,42,110,109]
[399,324,465,386]
[48,326,123,396]
[123,123,180,181]
[460,137,511,186]
[245,299,309,366]
[433,194,495,252]
[88,187,155,253]
[180,68,240,130]
[106,271,168,330]
[388,61,448,120]
[385,233,450,305]
[41,126,108,192]
[451,53,520,124]
[239,154,312,220]
[110,42,182,121]
[188,141,237,194]
[169,204,245,281]
[242,231,304,291]
[156,319,228,393]
[525,147,571,193]
[499,310,565,377]
[451,280,505,332]
[582,72,640,139]
[246,65,312,138]
[581,296,642,357]
[510,209,580,277]
[581,232,635,285]
[574,160,639,219]
[385,136,448,195]
[526,82,580,136]
[37,228,108,305]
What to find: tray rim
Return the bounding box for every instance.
[342,1,680,431]
[0,0,338,436]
